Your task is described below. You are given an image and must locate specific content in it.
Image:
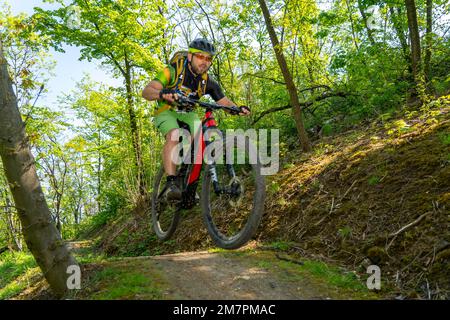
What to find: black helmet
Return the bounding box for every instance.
[188,38,216,56]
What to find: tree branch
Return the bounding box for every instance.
[243,72,286,85]
[252,91,348,124]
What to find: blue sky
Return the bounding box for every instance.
[9,0,122,110]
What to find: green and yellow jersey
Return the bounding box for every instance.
[152,62,225,115]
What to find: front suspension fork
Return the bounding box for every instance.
[204,126,239,196]
[209,164,236,194]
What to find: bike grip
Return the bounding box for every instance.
[240,105,251,113]
[230,106,241,115]
[159,88,177,99]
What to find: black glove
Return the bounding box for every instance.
[159,88,178,100]
[239,106,251,113]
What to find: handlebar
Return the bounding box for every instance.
[176,95,241,115]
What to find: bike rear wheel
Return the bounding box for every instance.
[151,167,181,240]
[201,135,265,249]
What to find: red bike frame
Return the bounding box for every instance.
[187,110,217,185]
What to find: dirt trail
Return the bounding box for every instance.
[13,242,377,300]
[149,251,306,299]
[86,248,376,300]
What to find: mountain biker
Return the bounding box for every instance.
[142,38,250,200]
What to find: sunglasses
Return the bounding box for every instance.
[194,53,213,63]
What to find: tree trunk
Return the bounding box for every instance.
[6,196,23,251]
[424,0,432,83]
[0,41,78,298]
[124,54,146,196]
[405,0,422,81]
[55,192,62,233]
[389,6,410,63]
[257,0,312,152]
[357,0,376,45]
[97,127,102,213]
[345,0,360,50]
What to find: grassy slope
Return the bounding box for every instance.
[259,101,450,299]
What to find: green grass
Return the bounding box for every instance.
[88,266,164,300]
[368,176,380,186]
[0,251,40,300]
[0,251,37,288]
[338,226,353,239]
[313,143,335,157]
[0,266,42,300]
[300,260,365,291]
[283,163,295,169]
[0,281,23,300]
[207,247,229,254]
[439,132,450,145]
[242,249,379,299]
[256,260,272,269]
[269,181,281,193]
[267,241,294,251]
[74,251,108,264]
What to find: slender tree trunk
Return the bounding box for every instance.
[55,192,62,233]
[97,127,101,213]
[124,54,146,196]
[345,0,359,50]
[6,196,22,250]
[357,0,376,45]
[424,0,433,83]
[405,0,422,81]
[0,42,78,298]
[258,0,312,152]
[389,6,410,63]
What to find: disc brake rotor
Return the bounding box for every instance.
[228,176,244,207]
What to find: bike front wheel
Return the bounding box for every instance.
[201,135,266,249]
[151,167,181,240]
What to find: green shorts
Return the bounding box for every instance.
[154,109,202,138]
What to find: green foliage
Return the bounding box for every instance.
[269,181,281,193]
[91,207,120,231]
[368,176,380,186]
[32,0,167,74]
[338,226,352,239]
[313,143,334,157]
[0,3,54,106]
[418,94,450,124]
[386,119,412,136]
[439,133,450,146]
[321,123,333,136]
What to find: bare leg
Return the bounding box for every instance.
[163,128,179,176]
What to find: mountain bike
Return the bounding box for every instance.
[151,96,266,249]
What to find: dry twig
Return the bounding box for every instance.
[340,180,358,200]
[275,253,304,265]
[314,196,335,227]
[386,211,432,250]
